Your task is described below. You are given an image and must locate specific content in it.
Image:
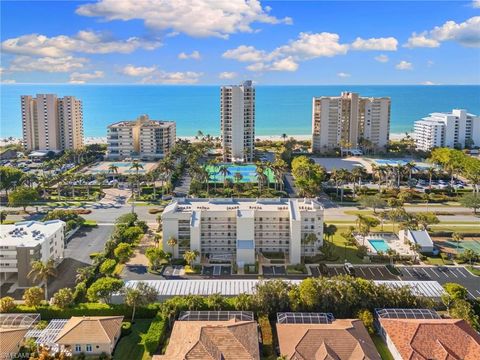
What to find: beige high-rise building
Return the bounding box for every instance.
[312,92,390,153]
[107,114,176,160]
[221,80,255,162]
[21,94,84,151]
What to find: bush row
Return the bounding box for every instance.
[144,313,168,355]
[12,302,160,320]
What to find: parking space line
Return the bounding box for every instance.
[272,267,276,276]
[428,268,440,278]
[369,268,376,277]
[448,269,458,278]
[458,268,471,278]
[421,268,430,278]
[358,268,366,277]
[467,290,476,298]
[375,268,383,277]
[476,290,480,296]
[404,268,413,277]
[455,268,467,278]
[333,268,339,276]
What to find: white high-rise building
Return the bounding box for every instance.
[107,114,176,160]
[161,198,324,265]
[414,109,480,151]
[21,94,84,151]
[221,80,255,162]
[312,92,391,153]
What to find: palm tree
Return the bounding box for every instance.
[167,236,178,258]
[28,259,57,301]
[351,167,367,198]
[281,133,288,143]
[183,250,199,268]
[233,172,243,196]
[218,165,231,187]
[426,166,436,189]
[130,161,144,176]
[255,162,266,194]
[452,232,464,253]
[302,233,317,262]
[108,164,119,179]
[75,265,95,283]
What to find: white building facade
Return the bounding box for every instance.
[161,198,324,266]
[107,114,176,160]
[21,94,84,152]
[312,92,391,153]
[414,109,480,151]
[221,81,255,162]
[0,220,65,287]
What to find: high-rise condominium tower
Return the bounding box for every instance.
[311,92,390,153]
[21,94,84,151]
[220,80,255,162]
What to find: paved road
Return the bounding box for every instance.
[284,173,298,197]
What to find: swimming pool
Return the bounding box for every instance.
[205,164,275,183]
[373,159,409,166]
[368,239,390,253]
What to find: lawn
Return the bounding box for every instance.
[321,225,366,264]
[424,256,454,266]
[466,266,480,276]
[371,335,394,360]
[113,319,153,360]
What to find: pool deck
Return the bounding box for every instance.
[205,164,275,183]
[84,161,158,175]
[357,233,416,256]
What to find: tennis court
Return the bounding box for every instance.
[435,239,480,254]
[205,164,275,183]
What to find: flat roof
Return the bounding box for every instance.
[0,220,65,247]
[123,279,444,298]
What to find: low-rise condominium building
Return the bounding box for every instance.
[161,197,324,265]
[107,114,176,160]
[0,220,65,287]
[414,109,480,150]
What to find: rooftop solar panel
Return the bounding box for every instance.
[375,308,441,320]
[277,312,335,324]
[178,311,254,322]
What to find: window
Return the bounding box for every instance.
[75,345,81,352]
[86,344,93,352]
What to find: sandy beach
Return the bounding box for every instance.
[3,133,411,147]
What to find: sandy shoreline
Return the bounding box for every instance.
[2,133,410,147]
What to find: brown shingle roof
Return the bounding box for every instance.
[0,327,28,360]
[54,316,123,345]
[153,318,260,360]
[379,318,480,360]
[276,319,381,360]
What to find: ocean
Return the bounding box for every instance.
[1,85,479,138]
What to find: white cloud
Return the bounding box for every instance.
[141,71,203,84]
[351,37,398,51]
[374,54,389,63]
[421,81,439,85]
[8,56,87,73]
[1,79,16,84]
[121,65,157,77]
[76,0,292,39]
[178,50,201,60]
[472,0,480,8]
[219,72,238,79]
[405,16,480,48]
[224,32,348,72]
[69,71,104,84]
[337,72,351,78]
[404,34,440,48]
[427,60,435,67]
[222,45,267,62]
[1,31,161,57]
[396,60,413,70]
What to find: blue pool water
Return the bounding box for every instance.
[206,164,274,183]
[373,159,409,166]
[368,239,390,253]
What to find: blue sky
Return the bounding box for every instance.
[1,0,479,84]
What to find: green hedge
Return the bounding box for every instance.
[144,314,168,355]
[121,321,132,336]
[258,315,274,357]
[13,302,160,320]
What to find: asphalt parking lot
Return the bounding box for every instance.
[398,266,480,298]
[163,265,185,277]
[262,265,287,276]
[65,225,115,265]
[317,264,398,280]
[202,265,232,276]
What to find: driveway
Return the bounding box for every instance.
[65,225,114,264]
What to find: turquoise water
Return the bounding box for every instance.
[368,239,390,252]
[1,85,479,137]
[206,164,275,183]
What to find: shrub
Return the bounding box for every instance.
[51,288,74,309]
[100,259,117,275]
[443,283,468,300]
[120,226,144,243]
[144,314,168,355]
[148,208,163,214]
[258,315,274,357]
[23,287,44,307]
[357,309,375,334]
[43,210,85,231]
[0,296,16,313]
[114,243,133,263]
[73,281,87,303]
[121,321,132,336]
